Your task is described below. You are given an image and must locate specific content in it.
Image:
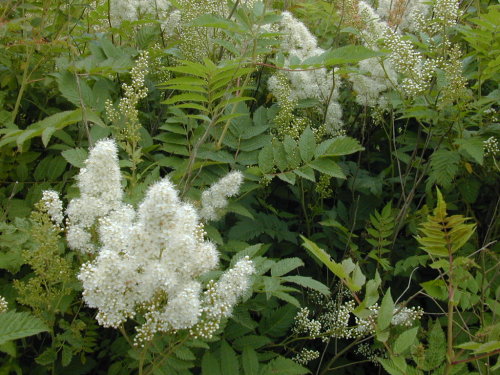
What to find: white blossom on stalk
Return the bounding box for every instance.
[41,190,64,226]
[268,12,344,133]
[66,139,123,254]
[0,295,7,313]
[68,139,253,345]
[199,171,244,221]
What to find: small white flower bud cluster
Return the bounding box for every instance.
[484,136,499,157]
[267,12,344,133]
[355,304,424,336]
[106,51,149,145]
[293,307,322,337]
[199,171,244,222]
[431,0,462,31]
[293,348,320,365]
[355,342,381,364]
[0,295,7,313]
[190,256,255,339]
[384,29,438,96]
[66,139,253,345]
[41,190,64,226]
[319,299,356,340]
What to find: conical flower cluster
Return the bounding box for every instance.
[45,139,254,344]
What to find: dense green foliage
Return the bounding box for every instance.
[0,0,498,374]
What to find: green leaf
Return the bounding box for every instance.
[242,347,259,375]
[273,139,288,172]
[456,137,484,165]
[300,236,348,280]
[61,148,88,168]
[302,45,385,67]
[282,275,330,295]
[308,158,346,179]
[377,357,404,375]
[394,327,419,354]
[220,340,239,375]
[317,136,364,157]
[260,356,310,374]
[294,166,316,182]
[377,288,394,332]
[258,143,274,173]
[202,352,221,375]
[298,127,315,163]
[61,345,72,367]
[0,311,48,345]
[271,257,304,277]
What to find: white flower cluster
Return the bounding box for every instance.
[484,136,499,157]
[384,29,438,96]
[199,171,244,221]
[268,12,343,133]
[0,295,7,313]
[354,304,424,336]
[348,1,397,108]
[41,190,64,226]
[293,348,320,365]
[65,139,254,345]
[66,139,123,254]
[110,0,171,26]
[432,0,462,31]
[293,307,321,337]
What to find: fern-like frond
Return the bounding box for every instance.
[416,189,476,257]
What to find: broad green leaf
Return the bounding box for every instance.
[0,311,48,345]
[394,327,419,354]
[258,143,274,173]
[302,45,385,67]
[308,158,346,179]
[377,288,394,332]
[61,148,88,168]
[317,136,364,157]
[300,236,348,280]
[202,352,221,375]
[282,275,330,295]
[260,356,310,374]
[298,127,315,162]
[242,347,259,375]
[271,257,304,277]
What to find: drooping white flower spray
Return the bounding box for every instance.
[60,139,253,345]
[0,295,7,313]
[199,171,244,221]
[41,190,64,227]
[268,12,344,133]
[65,139,123,254]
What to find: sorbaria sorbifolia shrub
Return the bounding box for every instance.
[43,139,254,346]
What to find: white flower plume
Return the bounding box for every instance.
[199,171,244,221]
[65,139,253,344]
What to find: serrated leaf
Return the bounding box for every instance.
[298,127,315,163]
[282,275,330,295]
[258,143,274,173]
[394,327,419,354]
[0,311,49,345]
[202,352,221,375]
[300,236,348,280]
[302,45,385,67]
[61,148,88,168]
[260,356,310,374]
[308,158,346,179]
[377,289,394,332]
[318,136,364,157]
[271,258,304,277]
[220,340,239,375]
[242,347,259,375]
